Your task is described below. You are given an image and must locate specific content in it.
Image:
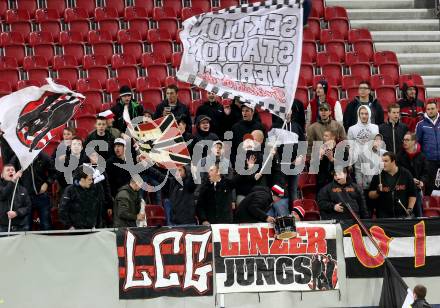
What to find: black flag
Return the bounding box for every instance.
[379,259,413,308]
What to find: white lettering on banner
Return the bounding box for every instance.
[177,2,303,117]
[154,231,183,288]
[123,230,153,290]
[183,232,213,292]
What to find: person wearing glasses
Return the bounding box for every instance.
[396,132,430,217]
[343,81,384,132]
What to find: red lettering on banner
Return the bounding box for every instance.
[344,224,392,268]
[219,229,239,257]
[249,227,269,255]
[414,221,426,268]
[239,228,250,255]
[306,227,327,254]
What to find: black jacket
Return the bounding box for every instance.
[59,183,103,229]
[56,150,88,189]
[0,179,31,227]
[231,119,266,166]
[196,101,225,137]
[235,186,273,223]
[106,155,133,197]
[190,128,219,158]
[84,130,115,160]
[343,96,384,132]
[379,120,409,153]
[197,177,234,224]
[153,100,192,130]
[223,103,242,133]
[317,178,369,220]
[14,152,56,196]
[167,168,197,225]
[411,299,432,308]
[111,99,144,133]
[272,99,306,131]
[396,146,430,184]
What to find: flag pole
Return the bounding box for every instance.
[7,176,20,234]
[259,119,288,174]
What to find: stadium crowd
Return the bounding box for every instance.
[0,79,439,232]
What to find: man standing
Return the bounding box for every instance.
[307,102,346,157]
[98,110,121,139]
[191,115,219,159]
[368,152,417,218]
[416,100,440,195]
[196,92,225,137]
[153,84,191,129]
[398,81,425,132]
[0,165,31,232]
[106,138,133,197]
[84,116,115,160]
[411,285,432,308]
[59,166,103,229]
[347,105,379,145]
[111,85,144,133]
[317,168,369,221]
[113,176,144,228]
[343,81,384,131]
[235,186,276,223]
[379,104,409,153]
[307,80,343,126]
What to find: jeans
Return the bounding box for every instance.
[267,198,290,217]
[286,175,298,206]
[163,198,172,226]
[27,193,51,231]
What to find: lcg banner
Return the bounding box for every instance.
[211,223,339,294]
[177,0,303,117]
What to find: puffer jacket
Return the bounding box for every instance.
[398,81,425,132]
[113,184,142,228]
[0,179,31,227]
[416,113,440,161]
[235,186,273,223]
[59,182,103,229]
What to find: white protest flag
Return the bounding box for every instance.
[177,0,303,118]
[0,78,84,170]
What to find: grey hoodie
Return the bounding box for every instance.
[347,105,379,145]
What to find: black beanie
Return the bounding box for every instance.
[119,85,132,97]
[317,80,328,95]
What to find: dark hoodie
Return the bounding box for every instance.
[153,99,192,130]
[398,81,425,132]
[111,98,144,133]
[343,95,384,132]
[317,177,369,221]
[191,115,219,158]
[235,186,274,223]
[396,143,430,184]
[196,100,225,137]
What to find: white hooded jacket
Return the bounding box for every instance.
[347,105,379,145]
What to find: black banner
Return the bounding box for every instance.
[341,218,440,278]
[116,227,213,299]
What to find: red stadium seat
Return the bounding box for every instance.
[111,54,138,85]
[303,28,317,63]
[77,78,104,113]
[307,17,321,41]
[0,56,20,90]
[117,29,144,62]
[59,31,85,64]
[191,0,211,11]
[83,54,109,82]
[145,205,166,226]
[132,0,154,17]
[300,52,314,86]
[298,173,317,200]
[88,30,114,61]
[171,52,182,69]
[75,0,96,17]
[23,55,50,81]
[348,29,374,61]
[95,7,120,40]
[375,87,397,110]
[53,55,80,88]
[317,52,342,85]
[429,196,440,208]
[29,31,55,65]
[46,0,67,17]
[345,51,371,81]
[17,79,42,90]
[137,77,163,107]
[190,99,203,117]
[162,0,183,17]
[181,7,204,20]
[0,32,26,66]
[399,74,424,88]
[0,81,12,98]
[35,9,62,42]
[74,114,97,133]
[53,78,72,89]
[64,8,90,37]
[423,208,440,217]
[124,6,150,40]
[147,29,174,62]
[219,0,239,8]
[311,0,324,17]
[374,51,400,85]
[340,98,349,112]
[320,29,346,62]
[342,75,363,90]
[5,9,32,41]
[153,7,179,40]
[106,77,132,101]
[16,0,38,17]
[324,6,349,39]
[105,0,125,17]
[293,199,320,221]
[370,74,395,89]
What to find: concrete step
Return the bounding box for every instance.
[371,31,440,42]
[422,76,440,87]
[426,87,440,98]
[350,19,439,31]
[375,42,440,53]
[400,64,440,76]
[325,0,414,9]
[348,9,434,20]
[397,53,440,64]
